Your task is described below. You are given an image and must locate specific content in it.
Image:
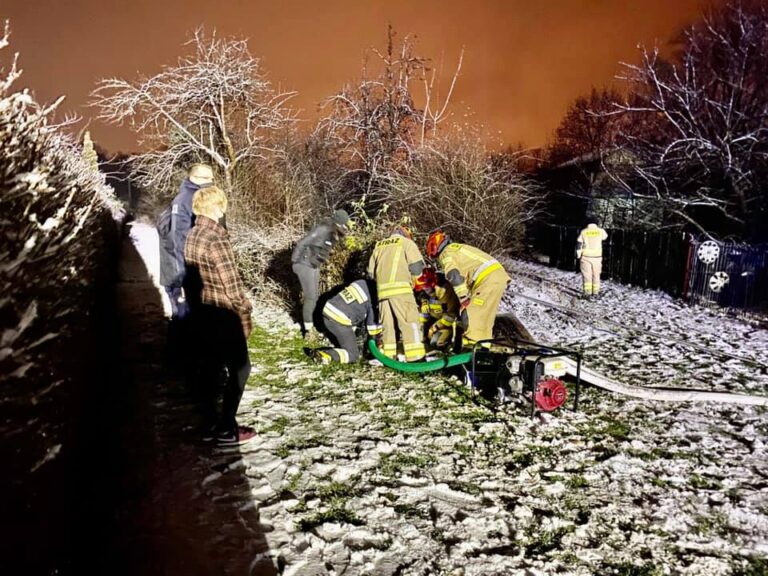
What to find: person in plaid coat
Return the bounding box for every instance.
[184,186,254,445]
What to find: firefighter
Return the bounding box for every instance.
[367,226,426,362]
[292,209,350,342]
[575,216,608,298]
[425,231,510,348]
[414,268,459,350]
[315,279,382,364]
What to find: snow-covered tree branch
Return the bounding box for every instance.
[613,1,768,240]
[91,29,297,198]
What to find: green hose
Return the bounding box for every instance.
[367,339,474,373]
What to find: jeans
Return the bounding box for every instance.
[292,262,320,328]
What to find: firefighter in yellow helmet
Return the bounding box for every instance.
[414,267,459,350]
[425,231,510,348]
[575,215,608,298]
[367,226,426,361]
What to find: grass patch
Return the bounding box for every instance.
[379,451,438,477]
[393,503,430,519]
[524,525,574,557]
[733,556,768,576]
[276,435,326,458]
[566,475,588,489]
[315,480,362,500]
[692,511,729,536]
[445,479,483,496]
[298,508,364,531]
[262,415,291,435]
[298,478,366,532]
[688,473,722,490]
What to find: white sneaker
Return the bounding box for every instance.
[368,359,383,367]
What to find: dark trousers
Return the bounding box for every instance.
[292,262,319,329]
[324,316,361,363]
[193,305,251,434]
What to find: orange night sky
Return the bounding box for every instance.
[1,0,707,153]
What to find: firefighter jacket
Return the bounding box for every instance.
[436,243,510,301]
[420,282,460,327]
[367,234,425,300]
[292,219,339,269]
[576,224,608,259]
[322,280,382,335]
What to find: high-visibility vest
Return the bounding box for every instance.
[576,224,608,258]
[438,243,510,299]
[367,235,424,300]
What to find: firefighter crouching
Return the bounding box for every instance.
[576,216,608,298]
[414,268,459,350]
[316,279,382,364]
[426,231,510,348]
[368,226,426,362]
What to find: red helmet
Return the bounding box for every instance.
[414,267,437,292]
[426,230,449,258]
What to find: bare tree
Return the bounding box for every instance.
[314,26,462,204]
[388,135,540,255]
[613,1,768,239]
[548,87,625,166]
[91,29,296,202]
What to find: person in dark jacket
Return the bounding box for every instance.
[184,185,255,445]
[159,163,214,318]
[291,209,350,342]
[316,279,382,364]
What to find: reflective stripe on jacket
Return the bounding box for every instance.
[437,243,510,299]
[576,224,608,259]
[367,235,424,300]
[322,280,381,334]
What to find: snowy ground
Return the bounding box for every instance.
[212,260,768,576]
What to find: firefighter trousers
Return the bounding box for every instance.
[319,313,360,363]
[379,294,425,361]
[579,256,602,295]
[463,271,509,344]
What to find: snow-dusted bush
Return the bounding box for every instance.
[387,136,540,255]
[229,224,300,306]
[0,24,121,567]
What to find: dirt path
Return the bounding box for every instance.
[108,225,276,576]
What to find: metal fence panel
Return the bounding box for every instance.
[685,239,768,309]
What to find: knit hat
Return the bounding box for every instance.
[332,209,350,227]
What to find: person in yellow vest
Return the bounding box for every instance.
[575,216,608,298]
[425,231,510,348]
[414,268,460,350]
[367,226,426,361]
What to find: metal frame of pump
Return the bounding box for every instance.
[466,338,582,417]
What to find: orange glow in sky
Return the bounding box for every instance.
[2,0,706,152]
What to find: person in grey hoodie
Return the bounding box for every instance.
[291,209,350,342]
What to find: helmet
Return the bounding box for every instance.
[414,267,437,292]
[426,230,449,258]
[393,225,413,240]
[332,209,350,229]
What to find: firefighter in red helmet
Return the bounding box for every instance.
[414,267,459,350]
[425,231,510,348]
